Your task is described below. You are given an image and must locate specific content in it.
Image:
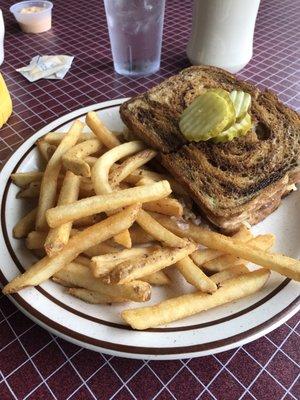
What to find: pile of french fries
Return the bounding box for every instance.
[4,111,300,330]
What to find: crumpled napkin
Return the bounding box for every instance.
[16,55,74,82]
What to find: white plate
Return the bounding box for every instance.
[0,99,299,360]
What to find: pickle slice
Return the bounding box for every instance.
[207,88,236,128]
[212,113,252,143]
[179,91,235,142]
[230,90,251,122]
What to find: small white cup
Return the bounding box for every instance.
[0,9,4,65]
[187,0,261,73]
[10,1,53,34]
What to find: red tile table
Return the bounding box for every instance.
[0,0,299,399]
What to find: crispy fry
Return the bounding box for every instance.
[54,262,150,302]
[36,120,84,231]
[43,131,95,145]
[11,171,43,188]
[203,234,275,272]
[86,111,121,149]
[114,230,132,249]
[67,288,125,304]
[73,214,102,227]
[109,149,157,187]
[108,242,197,284]
[143,198,183,217]
[136,209,187,248]
[44,171,81,257]
[16,181,41,198]
[37,140,57,161]
[129,224,154,244]
[46,181,171,228]
[83,242,120,258]
[92,141,145,195]
[176,256,217,293]
[25,231,48,250]
[210,265,249,285]
[13,208,37,239]
[151,213,300,281]
[91,246,159,277]
[142,271,171,286]
[191,225,252,266]
[74,255,91,267]
[62,139,102,177]
[3,205,140,293]
[122,269,270,329]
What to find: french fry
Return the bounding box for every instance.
[151,213,300,281]
[43,131,95,145]
[91,246,159,277]
[37,140,57,161]
[203,234,275,272]
[62,139,102,177]
[136,209,188,248]
[108,242,197,284]
[143,198,183,217]
[36,120,84,231]
[129,225,154,244]
[26,231,48,250]
[142,271,171,286]
[84,156,98,166]
[74,255,91,267]
[11,171,43,188]
[109,149,157,187]
[84,242,120,258]
[73,214,102,228]
[13,208,37,239]
[54,263,150,302]
[46,181,171,228]
[210,265,249,285]
[86,111,121,149]
[17,181,41,198]
[3,205,140,293]
[191,225,252,266]
[67,288,125,304]
[91,141,145,195]
[122,269,270,330]
[44,171,81,257]
[114,230,132,249]
[176,256,217,293]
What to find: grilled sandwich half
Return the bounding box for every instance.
[120,66,300,232]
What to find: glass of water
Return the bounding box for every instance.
[103,0,166,76]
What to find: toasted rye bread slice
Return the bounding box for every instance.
[120,66,300,232]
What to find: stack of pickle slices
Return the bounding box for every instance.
[179,88,252,143]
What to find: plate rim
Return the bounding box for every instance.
[0,98,299,360]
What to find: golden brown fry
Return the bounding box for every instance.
[3,205,140,293]
[84,156,98,166]
[37,140,57,162]
[122,269,270,330]
[176,256,217,293]
[129,224,154,244]
[43,131,95,145]
[54,262,150,302]
[108,242,197,284]
[143,198,183,217]
[151,213,300,281]
[13,208,37,239]
[16,181,41,198]
[114,230,132,249]
[91,246,159,277]
[67,288,125,304]
[46,181,171,228]
[36,120,84,231]
[203,234,275,272]
[86,111,121,149]
[83,242,120,258]
[142,270,171,286]
[11,171,43,188]
[210,265,249,285]
[25,231,48,250]
[44,171,81,257]
[136,209,188,248]
[62,139,102,177]
[109,149,157,187]
[73,214,102,228]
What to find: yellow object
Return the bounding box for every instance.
[0,73,13,128]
